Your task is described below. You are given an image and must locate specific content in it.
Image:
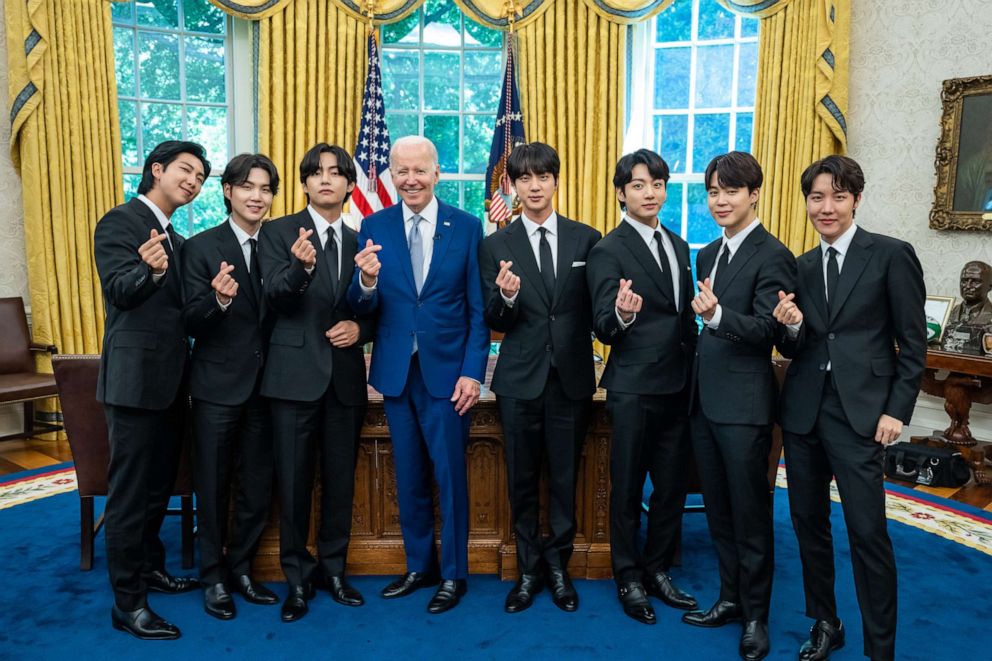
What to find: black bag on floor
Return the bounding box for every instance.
[883,443,971,487]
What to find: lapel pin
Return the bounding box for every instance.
[443,221,451,227]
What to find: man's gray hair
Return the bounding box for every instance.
[389,136,439,168]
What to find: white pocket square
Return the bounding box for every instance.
[571,261,586,267]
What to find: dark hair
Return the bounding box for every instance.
[613,149,670,210]
[800,155,865,198]
[704,151,763,192]
[299,143,357,203]
[506,142,560,181]
[137,140,211,195]
[220,153,280,213]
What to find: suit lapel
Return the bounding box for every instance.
[421,202,455,295]
[337,225,358,307]
[130,199,182,296]
[697,239,719,289]
[619,222,672,309]
[828,228,873,324]
[801,249,828,326]
[552,217,578,311]
[505,219,548,308]
[218,222,258,313]
[386,208,418,294]
[300,211,336,299]
[713,227,764,298]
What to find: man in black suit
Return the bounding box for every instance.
[586,149,698,625]
[479,142,601,614]
[683,152,797,660]
[774,156,926,661]
[94,140,211,639]
[258,143,375,623]
[181,153,281,620]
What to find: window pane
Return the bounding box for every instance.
[186,105,228,168]
[697,0,736,40]
[123,173,142,201]
[183,0,225,34]
[114,28,136,97]
[695,44,733,107]
[654,47,691,109]
[138,31,181,100]
[659,181,683,235]
[656,0,692,42]
[423,51,460,111]
[190,177,226,236]
[463,51,501,113]
[462,114,493,174]
[692,113,730,172]
[382,51,420,111]
[423,0,461,47]
[464,180,486,220]
[436,179,460,206]
[141,102,184,152]
[735,112,753,152]
[386,113,419,140]
[185,36,226,103]
[424,115,459,173]
[383,11,420,44]
[653,114,689,174]
[136,0,177,29]
[686,182,721,245]
[737,42,758,107]
[119,100,140,168]
[741,16,760,38]
[112,1,134,23]
[464,19,502,48]
[689,247,702,282]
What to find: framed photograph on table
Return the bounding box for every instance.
[925,295,955,345]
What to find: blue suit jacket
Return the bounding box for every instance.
[347,198,489,398]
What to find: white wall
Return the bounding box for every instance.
[0,0,29,303]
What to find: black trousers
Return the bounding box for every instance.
[784,378,896,661]
[191,390,274,585]
[270,384,365,587]
[498,368,591,574]
[607,389,690,583]
[690,411,774,620]
[103,397,185,611]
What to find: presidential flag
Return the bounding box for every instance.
[485,36,525,231]
[351,32,395,220]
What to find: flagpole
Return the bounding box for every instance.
[364,1,378,195]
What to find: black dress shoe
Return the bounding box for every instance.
[204,583,236,620]
[645,572,698,610]
[280,584,314,622]
[230,574,279,605]
[111,605,181,640]
[326,575,364,607]
[504,574,543,613]
[427,579,467,614]
[799,619,845,660]
[548,568,579,612]
[740,620,770,661]
[143,570,198,594]
[682,600,743,627]
[381,571,441,599]
[617,581,656,625]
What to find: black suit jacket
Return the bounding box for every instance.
[257,210,375,405]
[777,227,926,437]
[94,198,188,409]
[587,220,697,395]
[182,221,272,406]
[689,224,797,425]
[480,216,602,401]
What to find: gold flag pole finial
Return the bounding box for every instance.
[503,0,520,34]
[364,0,376,33]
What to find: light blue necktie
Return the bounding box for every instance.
[409,214,424,354]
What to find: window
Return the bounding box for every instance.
[641,0,759,266]
[380,0,503,221]
[112,0,234,236]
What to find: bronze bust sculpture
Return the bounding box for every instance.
[941,261,992,354]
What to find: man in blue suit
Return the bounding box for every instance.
[348,136,489,614]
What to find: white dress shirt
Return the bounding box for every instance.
[617,215,681,327]
[704,218,763,329]
[501,211,558,306]
[305,205,344,280]
[361,196,438,293]
[138,194,172,283]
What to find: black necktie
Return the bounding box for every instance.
[325,228,339,296]
[538,227,555,299]
[714,243,730,287]
[654,230,676,307]
[164,222,179,276]
[826,246,840,314]
[248,237,262,302]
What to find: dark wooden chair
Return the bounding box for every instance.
[0,297,62,440]
[51,354,195,570]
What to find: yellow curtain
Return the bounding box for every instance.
[211,0,423,22]
[517,0,626,238]
[454,0,671,27]
[720,0,849,254]
[4,0,119,368]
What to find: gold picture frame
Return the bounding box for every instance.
[930,75,992,231]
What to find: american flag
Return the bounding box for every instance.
[485,35,525,230]
[351,32,395,220]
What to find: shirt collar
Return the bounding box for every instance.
[820,222,858,258]
[622,214,663,244]
[520,210,558,237]
[227,216,258,245]
[401,197,438,226]
[307,205,343,241]
[138,194,171,232]
[722,218,762,256]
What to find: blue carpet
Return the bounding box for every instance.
[0,482,988,660]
